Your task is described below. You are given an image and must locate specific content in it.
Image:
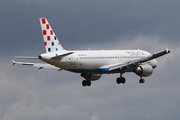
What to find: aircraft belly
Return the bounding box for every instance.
[77,60,107,69]
[66,59,130,74]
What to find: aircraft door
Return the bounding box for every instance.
[118,56,123,63]
[70,57,76,65]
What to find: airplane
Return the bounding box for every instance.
[12,18,170,87]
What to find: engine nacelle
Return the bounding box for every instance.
[81,73,101,81]
[135,64,153,77]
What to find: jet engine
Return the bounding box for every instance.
[134,64,153,77]
[81,73,101,81]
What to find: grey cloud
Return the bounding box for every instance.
[1,0,180,53]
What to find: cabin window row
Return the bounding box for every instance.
[123,56,144,58]
[80,56,119,59]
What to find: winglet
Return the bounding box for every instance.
[165,47,170,53]
[12,60,16,65]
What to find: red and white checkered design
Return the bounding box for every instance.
[40,18,64,53]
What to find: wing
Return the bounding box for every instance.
[108,48,170,71]
[12,60,61,70]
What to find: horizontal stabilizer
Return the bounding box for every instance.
[15,56,39,59]
[51,52,74,59]
[39,51,74,60]
[12,60,60,70]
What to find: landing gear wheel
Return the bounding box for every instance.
[121,77,126,84]
[116,78,121,84]
[86,80,91,86]
[139,79,145,83]
[82,80,87,87]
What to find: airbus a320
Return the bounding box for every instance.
[12,18,170,87]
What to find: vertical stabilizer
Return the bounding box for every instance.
[39,18,65,53]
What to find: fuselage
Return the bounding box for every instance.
[40,50,157,74]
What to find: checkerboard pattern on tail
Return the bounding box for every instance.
[39,18,65,53]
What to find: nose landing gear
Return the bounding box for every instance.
[139,79,145,83]
[139,76,145,83]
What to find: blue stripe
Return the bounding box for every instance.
[66,66,157,74]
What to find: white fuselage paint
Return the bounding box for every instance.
[40,50,157,74]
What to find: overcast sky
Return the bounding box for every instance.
[0,0,179,120]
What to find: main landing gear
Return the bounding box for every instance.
[81,73,92,87]
[116,77,126,84]
[82,80,91,87]
[116,70,126,84]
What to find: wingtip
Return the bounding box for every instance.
[12,60,16,65]
[165,47,170,53]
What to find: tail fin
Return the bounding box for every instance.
[39,18,65,53]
